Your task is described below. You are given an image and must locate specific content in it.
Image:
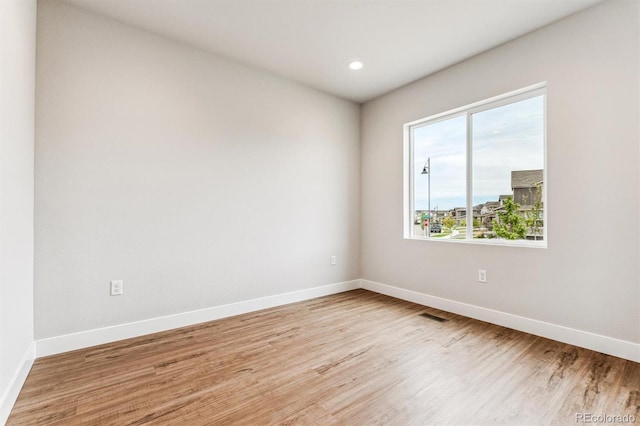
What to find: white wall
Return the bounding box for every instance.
[35,1,360,339]
[361,0,639,344]
[0,0,36,418]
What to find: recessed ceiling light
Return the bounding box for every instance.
[348,61,364,70]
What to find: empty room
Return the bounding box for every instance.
[1,0,639,424]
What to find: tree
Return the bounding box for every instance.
[526,184,543,240]
[443,216,456,229]
[493,197,527,240]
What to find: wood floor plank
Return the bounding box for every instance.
[7,289,639,425]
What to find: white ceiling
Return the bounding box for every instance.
[62,0,602,103]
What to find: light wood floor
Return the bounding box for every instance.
[8,289,640,425]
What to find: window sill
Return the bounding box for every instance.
[404,235,547,249]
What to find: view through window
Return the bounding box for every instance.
[406,85,546,246]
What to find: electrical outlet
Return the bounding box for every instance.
[110,280,123,296]
[478,270,487,283]
[330,255,337,266]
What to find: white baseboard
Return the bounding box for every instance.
[0,342,35,426]
[36,280,360,358]
[360,279,640,363]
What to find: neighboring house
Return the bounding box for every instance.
[450,206,481,226]
[511,169,543,207]
[477,170,546,239]
[479,200,502,228]
[450,207,466,226]
[510,169,545,240]
[498,194,511,204]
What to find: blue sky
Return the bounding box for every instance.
[413,95,544,210]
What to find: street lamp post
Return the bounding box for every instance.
[421,158,430,238]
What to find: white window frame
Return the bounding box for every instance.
[403,83,547,248]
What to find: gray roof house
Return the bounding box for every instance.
[511,169,543,206]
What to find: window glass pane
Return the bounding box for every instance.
[412,115,466,239]
[472,95,544,241]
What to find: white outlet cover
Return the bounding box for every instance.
[110,280,123,296]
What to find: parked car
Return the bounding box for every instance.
[430,223,442,233]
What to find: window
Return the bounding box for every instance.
[404,84,546,247]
